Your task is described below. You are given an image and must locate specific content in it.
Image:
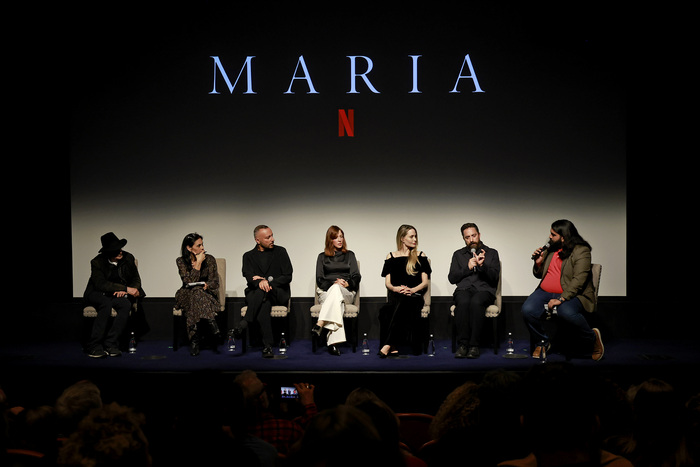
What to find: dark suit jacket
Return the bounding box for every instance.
[534,244,595,313]
[242,245,293,296]
[448,243,500,296]
[83,251,145,298]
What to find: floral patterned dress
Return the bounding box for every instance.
[175,254,220,338]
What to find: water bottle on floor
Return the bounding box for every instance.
[279,333,287,355]
[227,330,236,352]
[128,332,137,353]
[362,333,370,355]
[427,334,436,356]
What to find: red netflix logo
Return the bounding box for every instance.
[338,109,354,137]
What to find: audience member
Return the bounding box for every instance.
[57,401,152,467]
[345,387,426,466]
[285,404,406,467]
[604,378,695,467]
[234,369,316,455]
[498,363,633,467]
[54,380,103,439]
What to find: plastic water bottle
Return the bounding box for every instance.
[361,333,370,355]
[540,339,547,363]
[427,334,436,356]
[227,330,236,352]
[506,332,514,355]
[128,332,137,353]
[279,333,287,355]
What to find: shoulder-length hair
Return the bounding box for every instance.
[551,219,591,259]
[395,224,420,275]
[324,225,348,256]
[180,232,203,265]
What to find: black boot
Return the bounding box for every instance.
[208,319,221,337]
[189,326,200,356]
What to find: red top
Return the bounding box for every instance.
[540,250,564,294]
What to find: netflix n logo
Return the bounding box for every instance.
[338,109,354,137]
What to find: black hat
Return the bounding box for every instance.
[99,232,127,253]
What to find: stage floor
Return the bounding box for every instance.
[2,337,699,415]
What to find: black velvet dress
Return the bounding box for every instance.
[379,252,431,354]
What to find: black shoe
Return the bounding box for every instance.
[232,321,247,339]
[328,345,341,356]
[87,346,106,358]
[189,337,200,356]
[467,346,480,359]
[311,325,322,337]
[262,345,274,358]
[455,345,468,359]
[208,319,221,337]
[105,347,122,357]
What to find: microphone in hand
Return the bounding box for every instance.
[531,242,550,260]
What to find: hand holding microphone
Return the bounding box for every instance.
[531,242,550,261]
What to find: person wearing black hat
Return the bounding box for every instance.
[83,232,145,358]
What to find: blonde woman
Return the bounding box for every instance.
[378,224,431,357]
[312,225,361,356]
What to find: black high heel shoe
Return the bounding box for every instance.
[328,345,341,356]
[189,335,200,356]
[311,325,322,337]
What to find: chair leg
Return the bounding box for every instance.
[492,317,499,354]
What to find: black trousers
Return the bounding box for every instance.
[453,288,495,347]
[244,287,289,346]
[86,291,133,350]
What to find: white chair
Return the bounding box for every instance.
[172,257,227,351]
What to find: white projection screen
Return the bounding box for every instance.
[70,5,626,300]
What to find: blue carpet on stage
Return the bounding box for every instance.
[2,337,699,374]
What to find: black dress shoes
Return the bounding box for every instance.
[189,339,200,357]
[455,345,468,359]
[262,345,274,358]
[467,346,480,359]
[328,345,341,356]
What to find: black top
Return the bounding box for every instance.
[381,252,432,288]
[316,250,361,292]
[242,245,293,293]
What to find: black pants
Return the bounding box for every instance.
[453,288,495,347]
[86,291,132,350]
[244,287,289,346]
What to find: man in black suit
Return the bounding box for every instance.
[83,232,145,358]
[238,225,293,357]
[448,223,500,359]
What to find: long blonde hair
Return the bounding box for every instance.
[396,224,420,275]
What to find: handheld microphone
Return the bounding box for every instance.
[531,242,550,260]
[471,248,479,272]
